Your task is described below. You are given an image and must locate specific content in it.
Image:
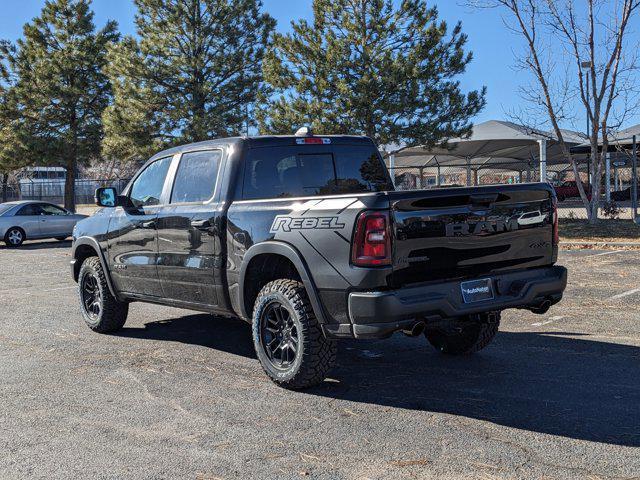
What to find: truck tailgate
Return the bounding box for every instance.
[389,184,556,287]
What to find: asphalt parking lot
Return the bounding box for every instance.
[1,242,639,479]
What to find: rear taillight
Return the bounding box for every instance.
[552,197,559,245]
[351,211,392,267]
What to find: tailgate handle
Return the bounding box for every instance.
[469,193,498,206]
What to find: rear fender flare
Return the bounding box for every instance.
[239,241,327,324]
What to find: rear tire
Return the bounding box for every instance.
[425,312,500,355]
[4,227,25,247]
[78,257,128,333]
[252,279,337,389]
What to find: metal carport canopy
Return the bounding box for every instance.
[570,123,640,155]
[387,120,585,184]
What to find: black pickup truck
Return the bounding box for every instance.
[71,131,567,389]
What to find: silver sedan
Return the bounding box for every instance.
[0,201,88,247]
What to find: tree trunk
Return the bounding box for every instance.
[64,159,76,212]
[588,135,601,224]
[66,109,79,212]
[1,173,8,203]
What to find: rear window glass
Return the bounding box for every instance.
[0,204,14,216]
[243,145,391,200]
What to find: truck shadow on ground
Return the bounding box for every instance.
[118,315,640,447]
[117,314,257,359]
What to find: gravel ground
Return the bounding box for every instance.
[1,242,639,479]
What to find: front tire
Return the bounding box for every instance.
[425,312,500,355]
[4,227,25,247]
[252,279,337,389]
[78,257,128,333]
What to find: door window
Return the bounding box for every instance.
[39,204,67,215]
[16,204,43,216]
[171,150,222,203]
[129,156,172,208]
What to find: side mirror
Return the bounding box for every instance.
[95,187,118,207]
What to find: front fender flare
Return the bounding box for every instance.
[72,236,120,301]
[239,241,327,324]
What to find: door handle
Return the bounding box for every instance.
[191,219,212,230]
[139,220,156,229]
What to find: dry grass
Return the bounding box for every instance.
[560,218,640,244]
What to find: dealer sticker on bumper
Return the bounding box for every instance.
[461,278,494,303]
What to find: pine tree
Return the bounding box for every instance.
[103,0,275,162]
[0,41,16,201]
[0,41,30,202]
[2,0,118,211]
[258,0,486,147]
[0,96,21,203]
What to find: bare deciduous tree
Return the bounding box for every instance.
[466,0,640,223]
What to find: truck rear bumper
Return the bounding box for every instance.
[346,265,567,339]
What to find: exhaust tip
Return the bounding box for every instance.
[402,321,426,337]
[530,299,552,315]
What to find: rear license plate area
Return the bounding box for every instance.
[461,278,494,303]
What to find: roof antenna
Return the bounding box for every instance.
[295,126,313,137]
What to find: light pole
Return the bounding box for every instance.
[633,135,638,222]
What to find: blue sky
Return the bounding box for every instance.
[2,0,637,130]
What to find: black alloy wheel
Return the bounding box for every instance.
[80,272,102,321]
[259,301,299,369]
[77,257,129,333]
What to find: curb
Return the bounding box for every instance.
[560,241,640,248]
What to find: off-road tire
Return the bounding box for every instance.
[78,256,128,333]
[4,227,25,247]
[252,279,337,389]
[425,312,500,355]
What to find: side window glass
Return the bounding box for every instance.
[171,150,221,203]
[129,156,172,208]
[39,204,67,215]
[16,204,41,216]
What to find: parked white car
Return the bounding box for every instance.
[0,201,87,247]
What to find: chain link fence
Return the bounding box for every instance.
[4,178,130,206]
[387,162,638,221]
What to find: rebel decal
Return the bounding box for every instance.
[270,215,346,233]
